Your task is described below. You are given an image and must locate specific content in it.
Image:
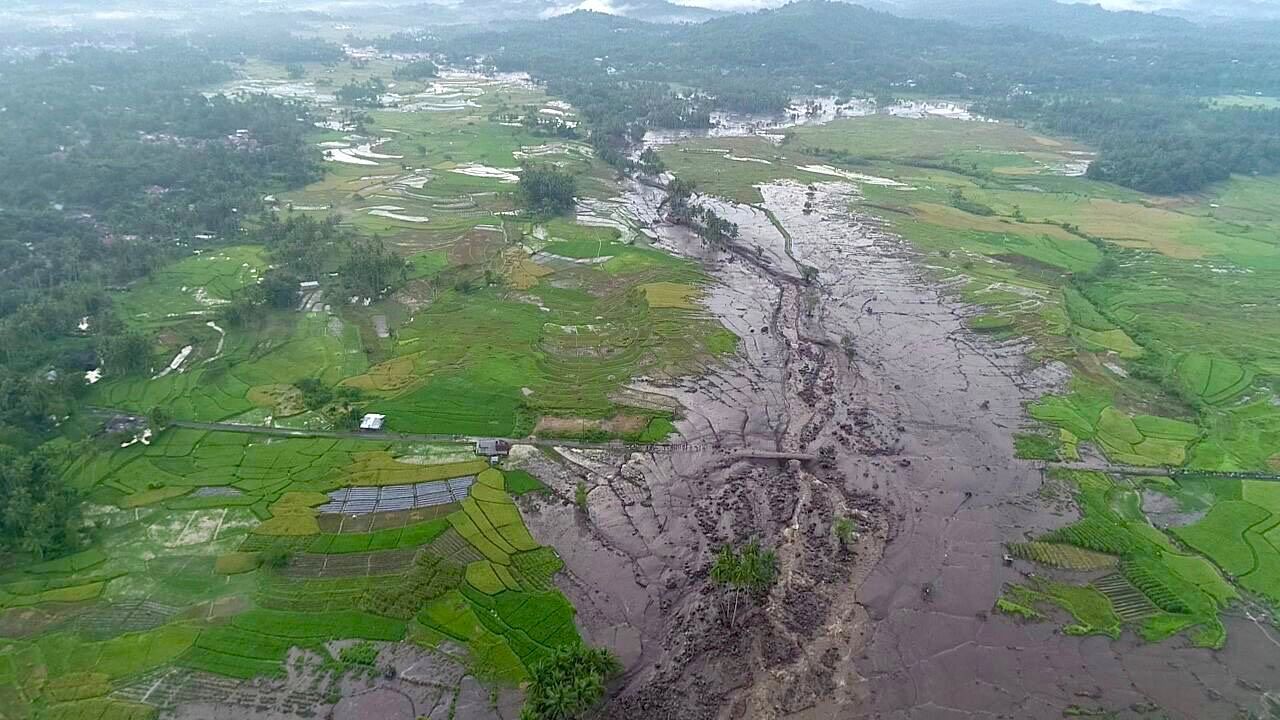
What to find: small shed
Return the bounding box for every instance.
[475,439,511,457]
[299,280,321,291]
[359,413,386,431]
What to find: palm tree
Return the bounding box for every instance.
[522,644,620,720]
[710,540,778,627]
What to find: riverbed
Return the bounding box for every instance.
[510,163,1274,718]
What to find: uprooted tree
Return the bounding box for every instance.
[710,538,779,628]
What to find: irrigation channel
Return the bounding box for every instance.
[494,167,1277,717]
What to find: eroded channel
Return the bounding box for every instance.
[510,169,1274,719]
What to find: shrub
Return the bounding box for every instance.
[833,517,859,551]
[260,546,293,569]
[339,641,379,666]
[710,539,778,627]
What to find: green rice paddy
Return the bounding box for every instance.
[112,246,268,329]
[87,67,732,441]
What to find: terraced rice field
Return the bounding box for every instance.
[1091,574,1160,622]
[992,471,1240,644]
[1006,541,1119,570]
[1,441,578,713]
[86,69,733,442]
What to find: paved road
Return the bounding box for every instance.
[105,409,1272,477]
[1049,460,1280,482]
[165,419,655,450]
[137,416,818,461]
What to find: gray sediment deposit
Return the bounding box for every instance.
[508,170,1277,719]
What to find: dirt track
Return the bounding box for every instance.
[509,177,1277,719]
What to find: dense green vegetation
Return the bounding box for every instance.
[0,444,84,560]
[426,1,1280,194]
[391,59,438,80]
[710,540,778,628]
[0,45,322,558]
[662,178,741,249]
[979,95,1280,194]
[336,78,386,108]
[519,165,578,216]
[0,34,736,716]
[521,644,621,720]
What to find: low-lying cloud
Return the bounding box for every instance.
[541,0,635,17]
[670,0,1280,12]
[669,0,786,8]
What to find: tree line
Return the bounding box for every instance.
[407,0,1280,194]
[978,95,1280,194]
[0,44,323,560]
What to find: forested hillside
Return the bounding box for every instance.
[416,0,1280,193]
[0,44,322,558]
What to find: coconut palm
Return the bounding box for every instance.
[522,643,620,720]
[710,539,778,627]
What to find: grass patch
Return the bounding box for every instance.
[503,470,547,496]
[1013,433,1060,461]
[1173,501,1271,577]
[640,282,700,310]
[995,596,1043,621]
[1003,580,1122,637]
[406,250,449,280]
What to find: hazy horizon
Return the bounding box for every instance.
[670,0,1280,12]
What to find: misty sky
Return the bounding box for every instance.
[670,0,1278,11]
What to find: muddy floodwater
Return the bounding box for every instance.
[508,170,1278,718]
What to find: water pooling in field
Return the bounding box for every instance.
[317,477,475,514]
[643,97,987,146]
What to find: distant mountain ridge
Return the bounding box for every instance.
[394,0,723,24]
[552,0,726,22]
[1139,0,1280,22]
[873,0,1196,38]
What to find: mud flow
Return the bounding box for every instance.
[507,173,1277,720]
